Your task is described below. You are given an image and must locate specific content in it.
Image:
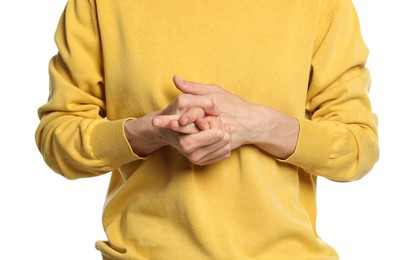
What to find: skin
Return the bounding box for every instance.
[124,81,232,165]
[124,76,300,165]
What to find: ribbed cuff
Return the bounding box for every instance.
[277,118,334,171]
[90,118,145,168]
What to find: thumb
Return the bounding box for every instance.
[172,75,220,116]
[173,75,212,95]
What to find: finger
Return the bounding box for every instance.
[173,75,214,95]
[152,115,179,128]
[174,124,200,134]
[179,128,226,154]
[176,93,219,116]
[153,115,200,134]
[178,107,205,126]
[207,116,224,130]
[195,115,223,131]
[186,133,232,165]
[196,117,210,131]
[195,144,232,166]
[173,76,220,115]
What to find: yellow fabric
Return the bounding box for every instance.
[36,0,379,259]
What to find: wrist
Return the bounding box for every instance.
[124,111,166,156]
[251,105,300,159]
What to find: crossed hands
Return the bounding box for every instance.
[124,76,299,166]
[151,76,236,166]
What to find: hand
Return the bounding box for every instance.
[172,76,300,159]
[171,76,260,150]
[155,114,232,165]
[153,93,232,165]
[153,106,209,135]
[125,92,231,165]
[151,84,220,134]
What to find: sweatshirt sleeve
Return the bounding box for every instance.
[35,0,140,180]
[281,0,379,181]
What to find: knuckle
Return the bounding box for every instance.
[205,97,214,107]
[225,151,232,158]
[222,153,231,159]
[179,138,194,153]
[188,153,202,164]
[221,144,232,154]
[223,132,231,142]
[194,161,206,166]
[212,129,224,139]
[177,94,191,108]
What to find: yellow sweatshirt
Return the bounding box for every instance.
[36,0,379,259]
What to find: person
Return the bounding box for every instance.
[35,0,379,259]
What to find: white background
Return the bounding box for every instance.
[0,1,417,259]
